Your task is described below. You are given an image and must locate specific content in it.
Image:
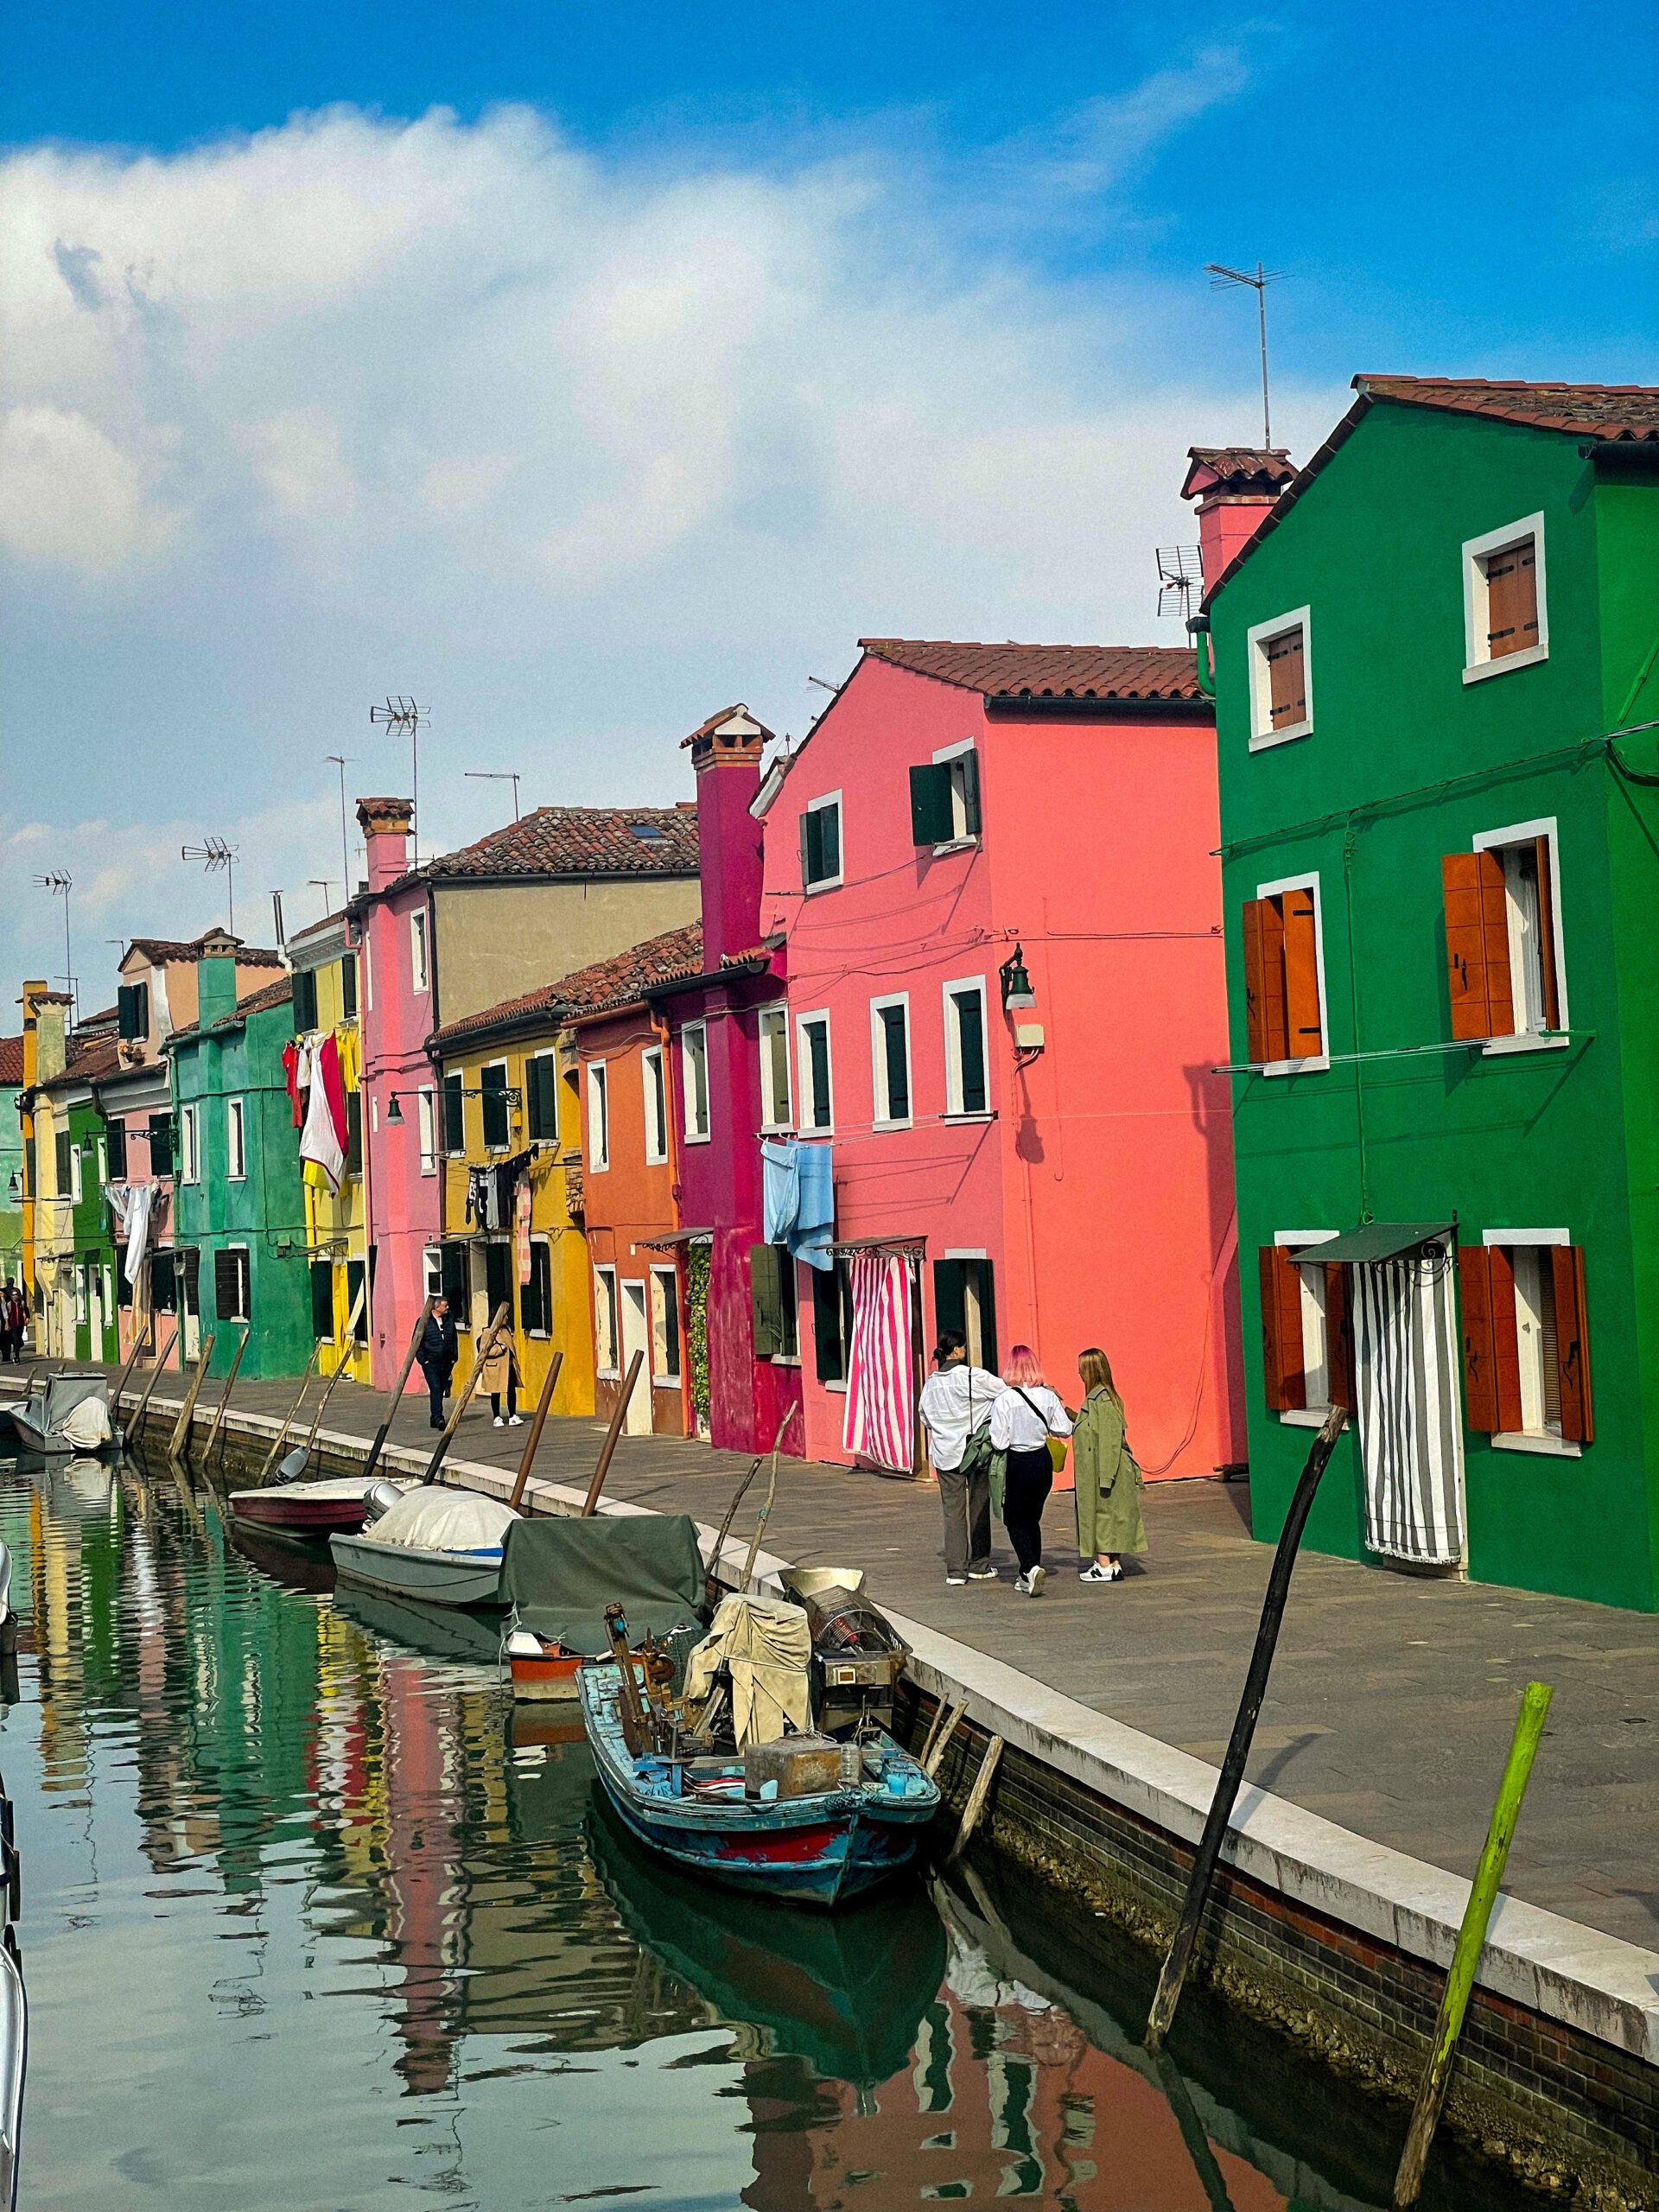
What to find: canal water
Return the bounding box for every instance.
[0,1450,1536,2211]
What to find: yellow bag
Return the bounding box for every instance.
[1046,1434,1069,1475]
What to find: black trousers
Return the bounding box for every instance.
[490,1379,518,1419]
[1001,1447,1053,1574]
[421,1363,448,1424]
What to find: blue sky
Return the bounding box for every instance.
[2,2,1655,995]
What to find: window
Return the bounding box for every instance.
[943,978,989,1116]
[749,1244,798,1361]
[442,1071,465,1154]
[1460,1237,1591,1450]
[799,793,843,891]
[1463,514,1547,682]
[179,1104,200,1185]
[345,1092,363,1179]
[642,1046,669,1165]
[410,909,429,994]
[214,1246,251,1324]
[105,1121,127,1180]
[346,1258,368,1343]
[483,1240,512,1324]
[310,1260,335,1341]
[933,1255,997,1371]
[649,1265,682,1382]
[340,953,358,1019]
[1258,1236,1349,1423]
[1246,607,1313,748]
[811,1259,853,1385]
[423,1245,444,1299]
[440,1241,467,1318]
[870,995,912,1126]
[417,1087,438,1176]
[68,1139,84,1205]
[681,1022,709,1143]
[226,1097,247,1180]
[477,1060,509,1151]
[594,1264,620,1374]
[587,1063,609,1169]
[1241,877,1327,1070]
[292,969,319,1033]
[147,1113,175,1179]
[759,1007,792,1131]
[796,1011,834,1133]
[521,1240,553,1336]
[527,1052,558,1141]
[117,980,149,1042]
[1443,823,1566,1050]
[909,747,982,848]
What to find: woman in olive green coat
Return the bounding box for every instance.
[1071,1347,1146,1584]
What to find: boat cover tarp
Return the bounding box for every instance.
[58,1393,112,1450]
[501,1512,706,1655]
[367,1487,518,1554]
[684,1592,812,1747]
[34,1375,112,1449]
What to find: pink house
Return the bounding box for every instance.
[755,639,1246,1483]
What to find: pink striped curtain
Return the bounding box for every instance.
[842,1252,916,1473]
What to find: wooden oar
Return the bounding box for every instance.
[360,1298,433,1484]
[420,1302,512,1484]
[287,1278,368,1481]
[122,1325,180,1452]
[205,1327,251,1467]
[507,1350,563,1512]
[256,1344,321,1483]
[168,1332,217,1461]
[582,1350,643,1516]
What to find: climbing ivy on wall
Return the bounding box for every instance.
[685,1243,710,1433]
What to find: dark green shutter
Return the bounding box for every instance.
[522,1243,550,1334]
[880,1006,909,1120]
[214,1248,239,1321]
[974,1261,997,1373]
[819,804,841,880]
[484,1240,512,1322]
[310,1261,334,1339]
[957,749,981,836]
[806,1020,831,1128]
[443,1071,464,1154]
[55,1131,71,1191]
[346,1259,367,1342]
[117,1264,132,1311]
[340,954,358,1018]
[750,1243,783,1357]
[954,988,986,1113]
[528,1057,556,1141]
[799,809,816,889]
[441,1242,467,1311]
[148,1114,174,1179]
[812,1262,848,1382]
[909,763,953,845]
[292,970,318,1033]
[151,1251,176,1314]
[105,1120,127,1179]
[777,1255,798,1359]
[117,984,141,1039]
[481,1065,510,1150]
[658,1268,681,1377]
[933,1257,965,1343]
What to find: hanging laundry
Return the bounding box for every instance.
[301,1032,347,1192]
[761,1140,799,1245]
[122,1183,155,1287]
[281,1038,308,1128]
[790,1143,834,1273]
[334,1022,361,1094]
[516,1176,533,1286]
[105,1182,132,1235]
[842,1251,916,1474]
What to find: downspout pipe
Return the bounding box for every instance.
[1186,613,1216,702]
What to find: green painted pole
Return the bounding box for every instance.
[1390,1681,1554,2212]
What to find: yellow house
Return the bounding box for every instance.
[429,983,593,1421]
[287,911,371,1382]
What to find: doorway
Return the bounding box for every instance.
[1351,1242,1467,1568]
[620,1277,652,1435]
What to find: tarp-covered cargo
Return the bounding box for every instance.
[500,1511,706,1655]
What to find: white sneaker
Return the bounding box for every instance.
[945,1573,967,1587]
[493,1416,505,1428]
[967,1565,997,1581]
[1024,1565,1046,1597]
[507,1414,524,1427]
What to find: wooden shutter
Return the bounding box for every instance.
[1550,1245,1592,1443]
[180,1245,200,1314]
[957,750,981,836]
[812,1262,846,1382]
[340,954,358,1018]
[799,809,818,889]
[1487,1243,1524,1434]
[55,1132,71,1191]
[1281,888,1323,1058]
[1242,900,1269,1063]
[1532,836,1560,1031]
[1267,626,1306,727]
[345,1092,363,1178]
[750,1243,783,1358]
[214,1248,240,1321]
[909,764,953,846]
[484,1241,512,1319]
[1459,1245,1497,1431]
[442,1072,465,1154]
[954,989,987,1113]
[1258,1245,1306,1412]
[346,1258,368,1343]
[1484,539,1538,659]
[1441,850,1513,1040]
[522,1243,550,1335]
[292,970,318,1033]
[310,1261,334,1340]
[117,984,141,1040]
[440,1242,467,1312]
[528,1057,556,1141]
[481,1065,509,1150]
[105,1120,127,1179]
[148,1114,174,1179]
[1324,1263,1356,1410]
[933,1258,965,1344]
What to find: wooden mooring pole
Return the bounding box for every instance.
[421,1303,511,1484]
[1389,1681,1553,2211]
[582,1351,644,1516]
[737,1407,797,1586]
[204,1327,251,1465]
[508,1351,563,1512]
[168,1334,217,1460]
[122,1326,180,1452]
[1145,1402,1347,2051]
[257,1344,320,1483]
[360,1298,433,1485]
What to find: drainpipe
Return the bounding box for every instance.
[1187,613,1216,701]
[651,1003,693,1439]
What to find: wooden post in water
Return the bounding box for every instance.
[122,1327,180,1451]
[421,1302,511,1484]
[360,1298,433,1484]
[507,1351,563,1512]
[738,1407,797,1588]
[947,1734,1003,1864]
[706,1452,764,1600]
[168,1333,217,1460]
[107,1331,149,1421]
[291,1281,369,1480]
[1145,1403,1347,2051]
[582,1351,644,1516]
[1389,1682,1553,2211]
[257,1344,321,1482]
[204,1328,251,1465]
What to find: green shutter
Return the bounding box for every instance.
[148,1114,174,1179]
[880,1006,909,1120]
[106,1120,127,1179]
[310,1261,335,1339]
[522,1243,550,1334]
[340,954,358,1018]
[484,1240,512,1320]
[346,1258,367,1342]
[750,1243,783,1358]
[481,1065,510,1150]
[909,763,953,845]
[441,1241,467,1311]
[117,985,141,1040]
[345,1092,363,1178]
[443,1071,465,1154]
[292,970,318,1033]
[55,1131,71,1191]
[799,809,816,889]
[957,749,981,836]
[954,988,987,1113]
[933,1257,965,1344]
[528,1056,557,1141]
[812,1260,849,1383]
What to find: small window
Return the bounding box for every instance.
[1241,879,1326,1070]
[442,1071,465,1154]
[292,969,319,1033]
[345,1092,363,1179]
[681,1023,709,1143]
[1444,824,1565,1049]
[796,1011,834,1133]
[410,910,429,994]
[748,1243,798,1362]
[800,793,843,891]
[594,1264,620,1375]
[340,953,358,1019]
[1257,1236,1350,1421]
[1246,607,1313,747]
[587,1062,610,1171]
[106,1121,128,1180]
[179,1104,200,1185]
[527,1053,558,1142]
[423,1244,444,1299]
[759,1007,792,1132]
[147,1112,175,1180]
[480,1060,511,1151]
[642,1047,669,1165]
[1464,515,1547,682]
[226,1097,247,1180]
[68,1139,84,1206]
[214,1246,251,1324]
[417,1087,438,1176]
[943,978,988,1116]
[522,1240,553,1336]
[440,1240,467,1317]
[117,980,149,1042]
[910,748,982,848]
[870,995,912,1126]
[1460,1239,1591,1448]
[649,1265,682,1382]
[811,1258,852,1384]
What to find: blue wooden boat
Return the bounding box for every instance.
[577,1657,940,1910]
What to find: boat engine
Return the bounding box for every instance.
[798,1586,910,1737]
[361,1479,404,1526]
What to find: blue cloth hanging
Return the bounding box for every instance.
[790,1142,834,1273]
[761,1140,799,1244]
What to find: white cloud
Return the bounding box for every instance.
[0,403,173,572]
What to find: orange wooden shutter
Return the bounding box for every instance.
[1324,1262,1355,1410]
[1281,888,1323,1058]
[1488,1243,1524,1434]
[1267,627,1306,727]
[1532,836,1560,1031]
[1242,900,1268,1064]
[1459,1245,1498,1432]
[1441,850,1513,1039]
[1551,1245,1592,1443]
[1486,540,1537,659]
[1259,1245,1306,1412]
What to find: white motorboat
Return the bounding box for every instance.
[328,1485,520,1609]
[10,1373,112,1457]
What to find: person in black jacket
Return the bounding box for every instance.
[417,1297,459,1428]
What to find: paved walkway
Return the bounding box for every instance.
[11,1357,1659,1951]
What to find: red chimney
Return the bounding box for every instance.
[1180,447,1296,594]
[355,796,413,893]
[681,705,772,967]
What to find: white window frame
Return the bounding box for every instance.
[362,931,372,1012]
[1478,1229,1580,1458]
[417,1086,439,1177]
[1246,605,1313,750]
[410,908,429,995]
[1470,818,1569,1055]
[593,1262,620,1377]
[929,738,982,852]
[68,1140,83,1205]
[1254,871,1331,1077]
[96,1137,107,1189]
[758,1006,793,1133]
[180,1103,200,1185]
[587,1061,610,1172]
[1274,1229,1339,1427]
[680,1021,710,1145]
[869,992,913,1129]
[941,975,991,1119]
[802,790,844,893]
[641,1046,669,1166]
[226,1096,247,1181]
[1462,512,1548,684]
[648,1263,682,1384]
[223,1243,251,1323]
[480,1057,512,1154]
[795,1010,835,1135]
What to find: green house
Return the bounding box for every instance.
[167,955,311,1378]
[34,1020,123,1363]
[1197,376,1659,1611]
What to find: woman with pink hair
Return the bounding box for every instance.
[988,1344,1073,1595]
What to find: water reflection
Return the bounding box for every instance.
[0,1450,1521,2210]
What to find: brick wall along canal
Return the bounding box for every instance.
[0,1448,1546,2212]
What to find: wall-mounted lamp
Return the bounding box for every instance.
[6,1173,19,1205]
[384,1085,522,1127]
[999,944,1037,1011]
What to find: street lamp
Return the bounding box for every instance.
[999,944,1037,1010]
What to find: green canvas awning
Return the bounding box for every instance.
[500,1511,707,1654]
[1296,1223,1452,1266]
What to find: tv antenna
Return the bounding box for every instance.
[325,754,355,898]
[462,770,522,822]
[1205,261,1286,448]
[1156,544,1203,620]
[308,878,339,919]
[370,696,428,858]
[181,836,240,931]
[34,869,73,1012]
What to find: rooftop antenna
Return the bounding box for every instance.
[308,878,339,919]
[1205,260,1286,448]
[34,870,73,1014]
[370,696,428,860]
[462,769,522,822]
[181,836,239,932]
[324,754,355,897]
[270,891,287,950]
[1156,544,1204,620]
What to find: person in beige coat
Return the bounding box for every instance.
[1071,1347,1146,1584]
[479,1332,523,1427]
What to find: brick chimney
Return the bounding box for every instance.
[1181,447,1296,594]
[356,796,414,893]
[681,705,772,967]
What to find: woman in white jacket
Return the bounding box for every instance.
[989,1344,1074,1596]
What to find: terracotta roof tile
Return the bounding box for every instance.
[1355,374,1659,440]
[0,1036,22,1086]
[1181,447,1297,499]
[225,976,295,1020]
[128,930,283,967]
[857,639,1205,702]
[42,1035,123,1088]
[431,923,704,1051]
[427,804,700,880]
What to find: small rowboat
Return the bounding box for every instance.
[10,1373,112,1458]
[230,1476,413,1540]
[328,1486,520,1609]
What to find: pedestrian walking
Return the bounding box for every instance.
[2,1284,27,1364]
[918,1331,1002,1586]
[480,1328,523,1427]
[1071,1347,1147,1584]
[416,1296,459,1429]
[989,1345,1073,1597]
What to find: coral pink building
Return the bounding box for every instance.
[755,639,1245,1482]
